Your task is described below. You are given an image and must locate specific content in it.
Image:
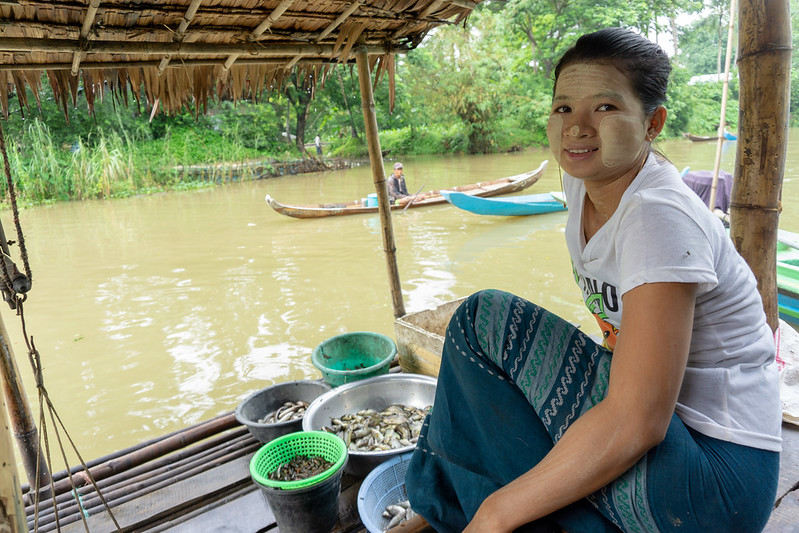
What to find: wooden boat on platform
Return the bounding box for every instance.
[441,190,566,217]
[265,161,548,219]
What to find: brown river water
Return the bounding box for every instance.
[5,131,799,469]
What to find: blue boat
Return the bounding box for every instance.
[777,230,799,326]
[441,191,567,216]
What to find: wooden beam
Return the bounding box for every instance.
[224,0,295,71]
[393,0,444,39]
[731,0,792,331]
[284,55,303,71]
[0,310,50,495]
[70,0,102,76]
[0,57,364,71]
[0,37,387,57]
[158,0,204,75]
[0,375,25,532]
[251,0,295,39]
[449,0,477,9]
[0,10,437,38]
[316,0,364,42]
[355,46,405,319]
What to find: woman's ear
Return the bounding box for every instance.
[647,106,668,140]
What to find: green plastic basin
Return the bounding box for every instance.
[311,332,397,387]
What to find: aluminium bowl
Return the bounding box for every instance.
[235,379,332,444]
[301,373,437,477]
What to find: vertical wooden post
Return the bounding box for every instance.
[731,0,792,331]
[708,0,736,212]
[0,312,50,494]
[0,376,26,533]
[355,47,406,319]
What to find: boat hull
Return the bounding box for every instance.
[777,230,799,326]
[265,161,548,219]
[441,190,567,216]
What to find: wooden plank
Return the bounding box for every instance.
[59,454,261,532]
[333,475,364,532]
[777,423,799,498]
[157,486,274,533]
[764,489,799,532]
[764,422,799,531]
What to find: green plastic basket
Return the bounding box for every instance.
[249,430,348,490]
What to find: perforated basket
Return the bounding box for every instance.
[249,430,347,490]
[357,451,414,533]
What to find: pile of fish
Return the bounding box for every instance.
[267,454,334,482]
[322,403,430,452]
[258,400,309,424]
[382,500,415,531]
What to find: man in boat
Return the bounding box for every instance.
[388,162,409,203]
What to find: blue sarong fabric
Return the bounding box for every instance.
[406,290,778,533]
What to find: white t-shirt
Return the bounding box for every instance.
[563,154,782,452]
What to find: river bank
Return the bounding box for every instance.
[171,156,364,182]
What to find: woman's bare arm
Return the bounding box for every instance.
[464,281,697,532]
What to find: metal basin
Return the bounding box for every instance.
[302,373,437,477]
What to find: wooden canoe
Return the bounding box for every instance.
[265,160,548,219]
[441,190,567,216]
[683,132,738,142]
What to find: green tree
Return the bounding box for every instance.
[677,0,734,76]
[404,9,524,153]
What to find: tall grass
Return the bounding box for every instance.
[2,119,293,205]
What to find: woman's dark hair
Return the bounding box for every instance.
[553,28,672,115]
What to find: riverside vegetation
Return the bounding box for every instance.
[4,0,799,206]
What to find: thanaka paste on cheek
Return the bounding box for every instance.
[546,115,563,163]
[598,115,646,167]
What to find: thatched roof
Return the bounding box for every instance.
[0,0,480,117]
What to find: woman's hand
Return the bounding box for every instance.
[464,495,512,533]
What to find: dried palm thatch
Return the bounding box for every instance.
[0,0,480,118]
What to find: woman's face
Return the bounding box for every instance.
[547,62,651,184]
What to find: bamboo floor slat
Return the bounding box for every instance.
[21,416,798,532]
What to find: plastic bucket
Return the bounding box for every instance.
[250,431,348,533]
[234,380,331,444]
[311,332,397,387]
[260,470,344,533]
[366,193,378,207]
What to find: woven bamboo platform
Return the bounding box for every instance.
[19,409,798,532]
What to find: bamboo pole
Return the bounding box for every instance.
[35,412,238,498]
[708,0,736,213]
[22,411,237,491]
[0,312,51,493]
[30,435,258,530]
[0,378,25,533]
[0,37,387,57]
[355,46,406,318]
[731,0,792,331]
[0,57,353,71]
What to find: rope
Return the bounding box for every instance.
[0,120,31,282]
[0,122,122,531]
